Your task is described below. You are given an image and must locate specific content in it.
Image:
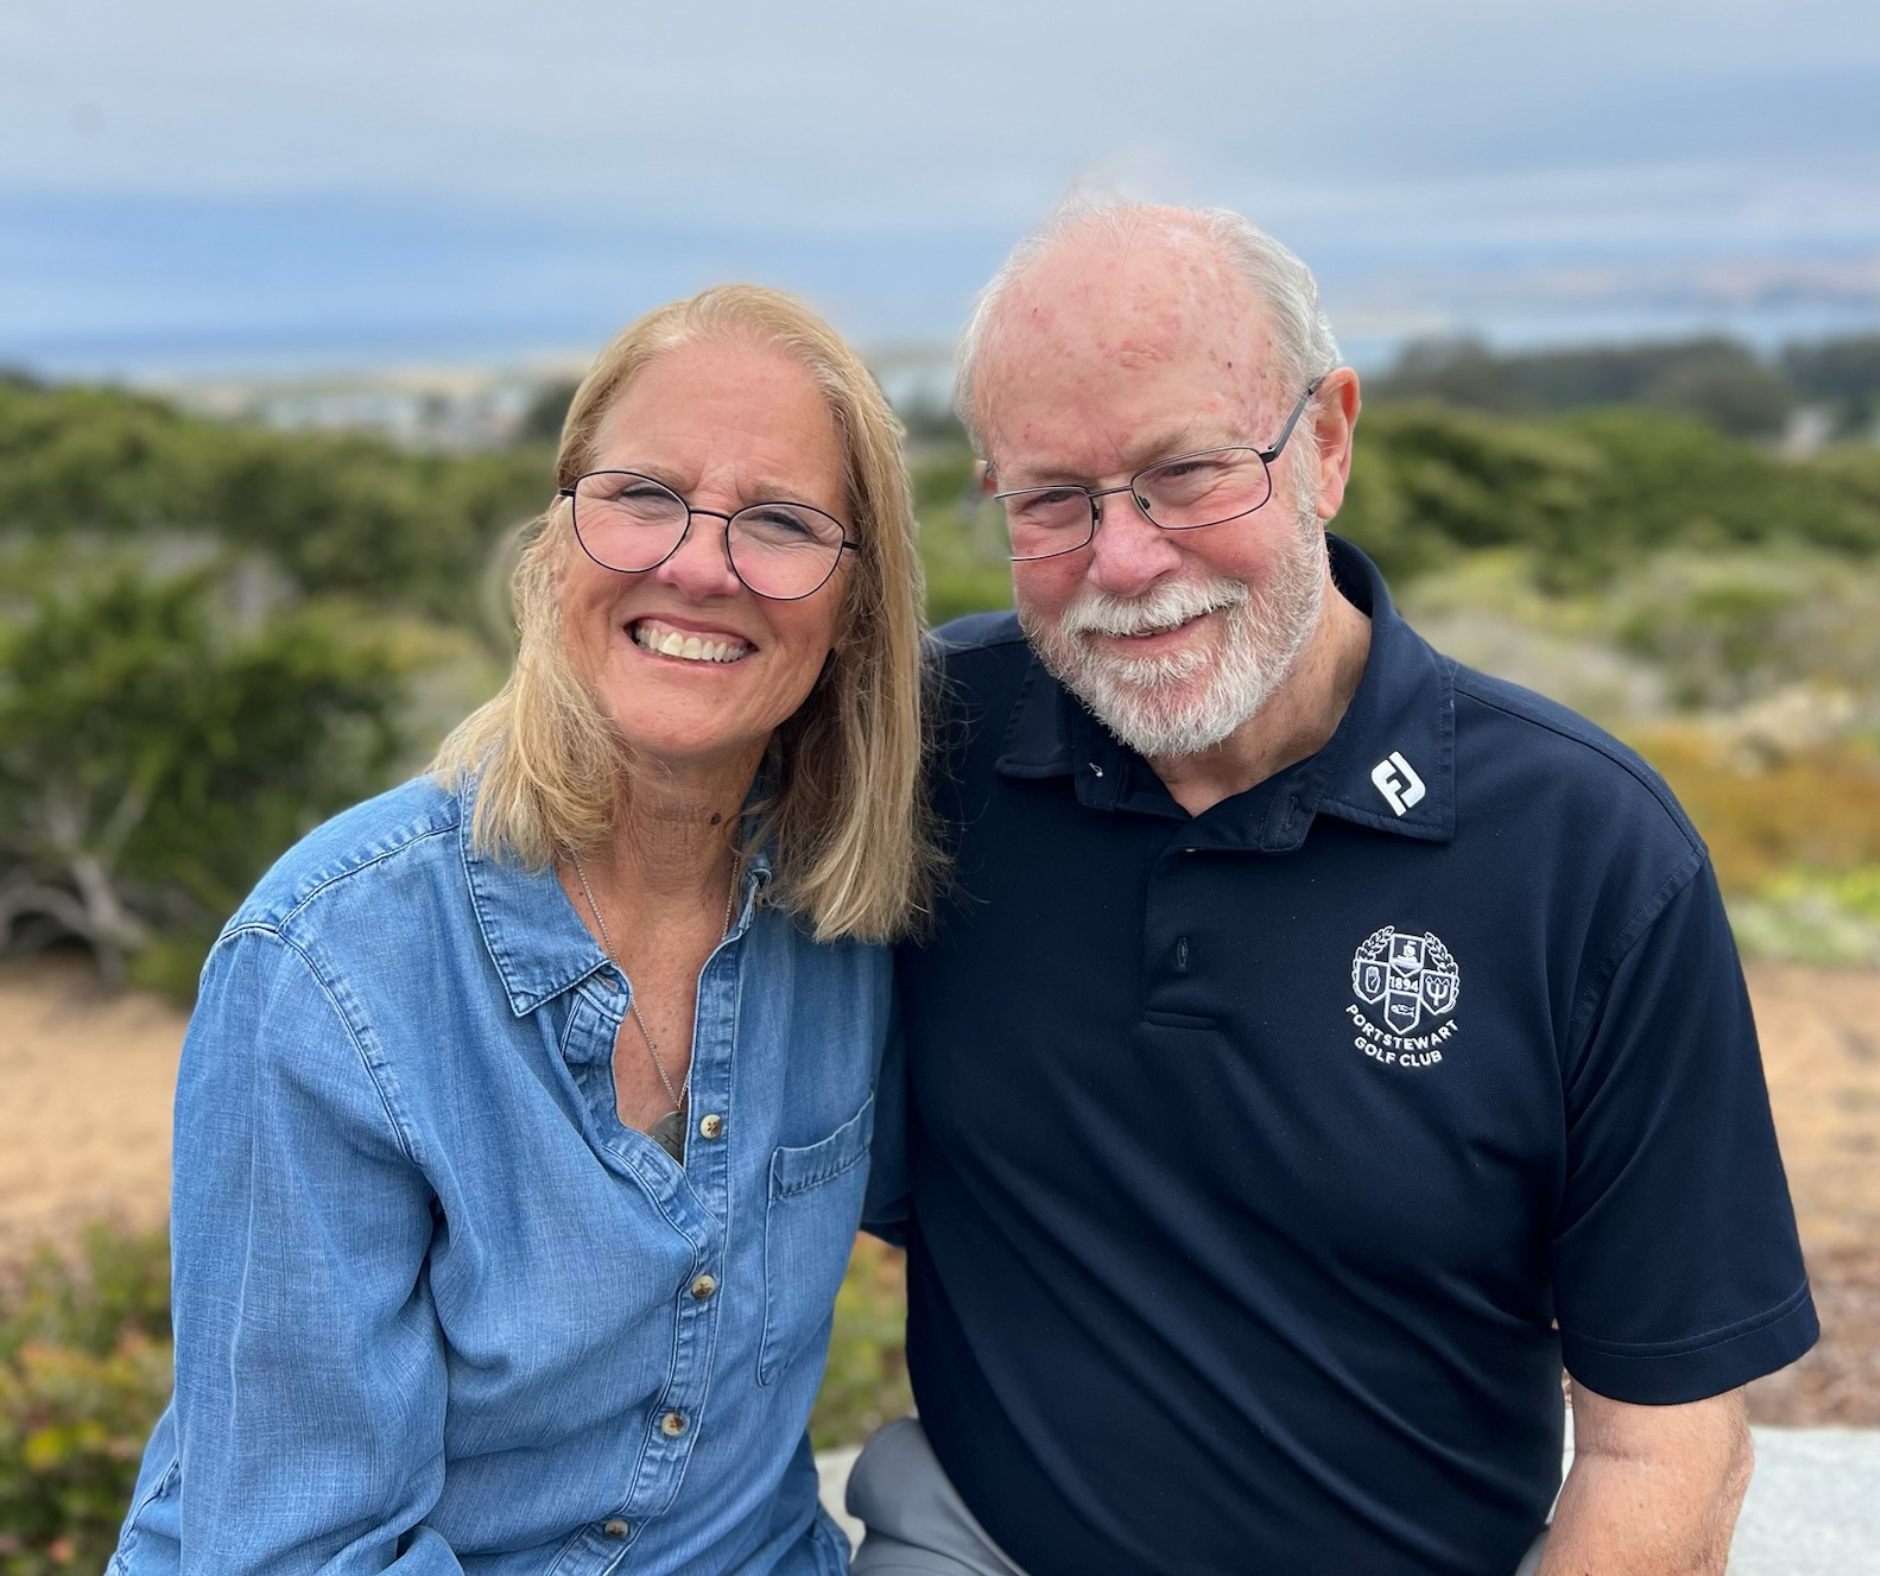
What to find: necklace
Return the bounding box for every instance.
[569,845,741,1163]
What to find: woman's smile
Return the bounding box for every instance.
[629,615,752,665]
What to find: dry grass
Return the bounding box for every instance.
[1630,728,1880,895]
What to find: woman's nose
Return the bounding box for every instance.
[652,512,744,597]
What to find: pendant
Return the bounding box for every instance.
[649,1107,687,1164]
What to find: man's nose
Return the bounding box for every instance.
[653,512,743,597]
[1086,490,1182,599]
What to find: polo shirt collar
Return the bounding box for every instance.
[994,534,1455,849]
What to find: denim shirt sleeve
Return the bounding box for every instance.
[166,925,459,1575]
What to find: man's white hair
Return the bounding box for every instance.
[954,198,1342,458]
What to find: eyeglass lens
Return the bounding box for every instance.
[989,447,1275,560]
[571,473,847,598]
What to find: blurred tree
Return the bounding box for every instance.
[1640,347,1794,436]
[1370,335,1798,437]
[0,553,416,992]
[896,395,969,449]
[1782,335,1880,436]
[1365,339,1520,413]
[517,378,580,446]
[0,383,550,630]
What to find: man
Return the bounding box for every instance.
[852,204,1818,1576]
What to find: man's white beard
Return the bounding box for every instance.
[1019,499,1327,761]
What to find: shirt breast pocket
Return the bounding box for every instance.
[758,1093,875,1387]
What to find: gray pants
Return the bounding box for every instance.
[847,1416,1551,1576]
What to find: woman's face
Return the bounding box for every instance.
[560,337,852,780]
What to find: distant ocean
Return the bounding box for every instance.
[4,191,1878,383]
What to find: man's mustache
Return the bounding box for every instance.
[1057,577,1250,639]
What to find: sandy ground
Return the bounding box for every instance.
[0,956,185,1261]
[2,954,1876,1422]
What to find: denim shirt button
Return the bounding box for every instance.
[601,1519,630,1540]
[690,1273,717,1301]
[697,1112,725,1140]
[659,1410,688,1437]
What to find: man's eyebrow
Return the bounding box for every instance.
[1000,424,1217,488]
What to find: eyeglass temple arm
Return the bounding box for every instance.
[1257,375,1329,463]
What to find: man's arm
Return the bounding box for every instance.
[860,1005,910,1246]
[1538,1381,1753,1576]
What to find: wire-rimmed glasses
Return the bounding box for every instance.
[559,471,859,600]
[988,379,1325,562]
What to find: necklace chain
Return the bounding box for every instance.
[568,846,741,1117]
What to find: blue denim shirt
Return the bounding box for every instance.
[111,777,888,1576]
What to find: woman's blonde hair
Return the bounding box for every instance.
[433,284,937,943]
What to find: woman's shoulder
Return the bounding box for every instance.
[227,775,466,939]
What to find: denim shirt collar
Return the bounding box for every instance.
[457,782,775,1018]
[993,534,1457,849]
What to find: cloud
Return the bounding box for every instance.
[1,0,1874,371]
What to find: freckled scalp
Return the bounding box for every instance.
[957,200,1339,457]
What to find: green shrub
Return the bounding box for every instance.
[0,1218,907,1565]
[1728,865,1880,967]
[911,447,1013,626]
[810,1236,912,1450]
[0,1226,172,1576]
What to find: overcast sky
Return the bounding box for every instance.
[3,0,1877,377]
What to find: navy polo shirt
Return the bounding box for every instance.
[883,537,1816,1576]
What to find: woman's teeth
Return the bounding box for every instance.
[632,622,749,663]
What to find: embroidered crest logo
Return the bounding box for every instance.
[1350,925,1461,1035]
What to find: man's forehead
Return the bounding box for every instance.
[1018,236,1254,329]
[986,232,1275,396]
[978,235,1281,473]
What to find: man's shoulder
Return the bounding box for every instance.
[927,609,1029,664]
[1445,659,1701,856]
[926,609,1037,716]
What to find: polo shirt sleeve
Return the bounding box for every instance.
[861,1002,910,1247]
[1550,856,1818,1404]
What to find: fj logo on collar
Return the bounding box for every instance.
[1370,751,1425,816]
[1347,925,1460,1069]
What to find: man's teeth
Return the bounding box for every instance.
[632,623,748,663]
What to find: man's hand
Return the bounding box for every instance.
[1538,1380,1753,1576]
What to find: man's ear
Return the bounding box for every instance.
[1310,367,1362,521]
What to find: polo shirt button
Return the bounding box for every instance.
[602,1519,630,1539]
[698,1112,724,1140]
[690,1273,717,1301]
[660,1410,688,1437]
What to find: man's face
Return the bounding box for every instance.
[978,239,1333,761]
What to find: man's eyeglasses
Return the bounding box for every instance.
[559,472,859,601]
[985,379,1325,562]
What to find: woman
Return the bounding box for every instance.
[110,286,936,1575]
